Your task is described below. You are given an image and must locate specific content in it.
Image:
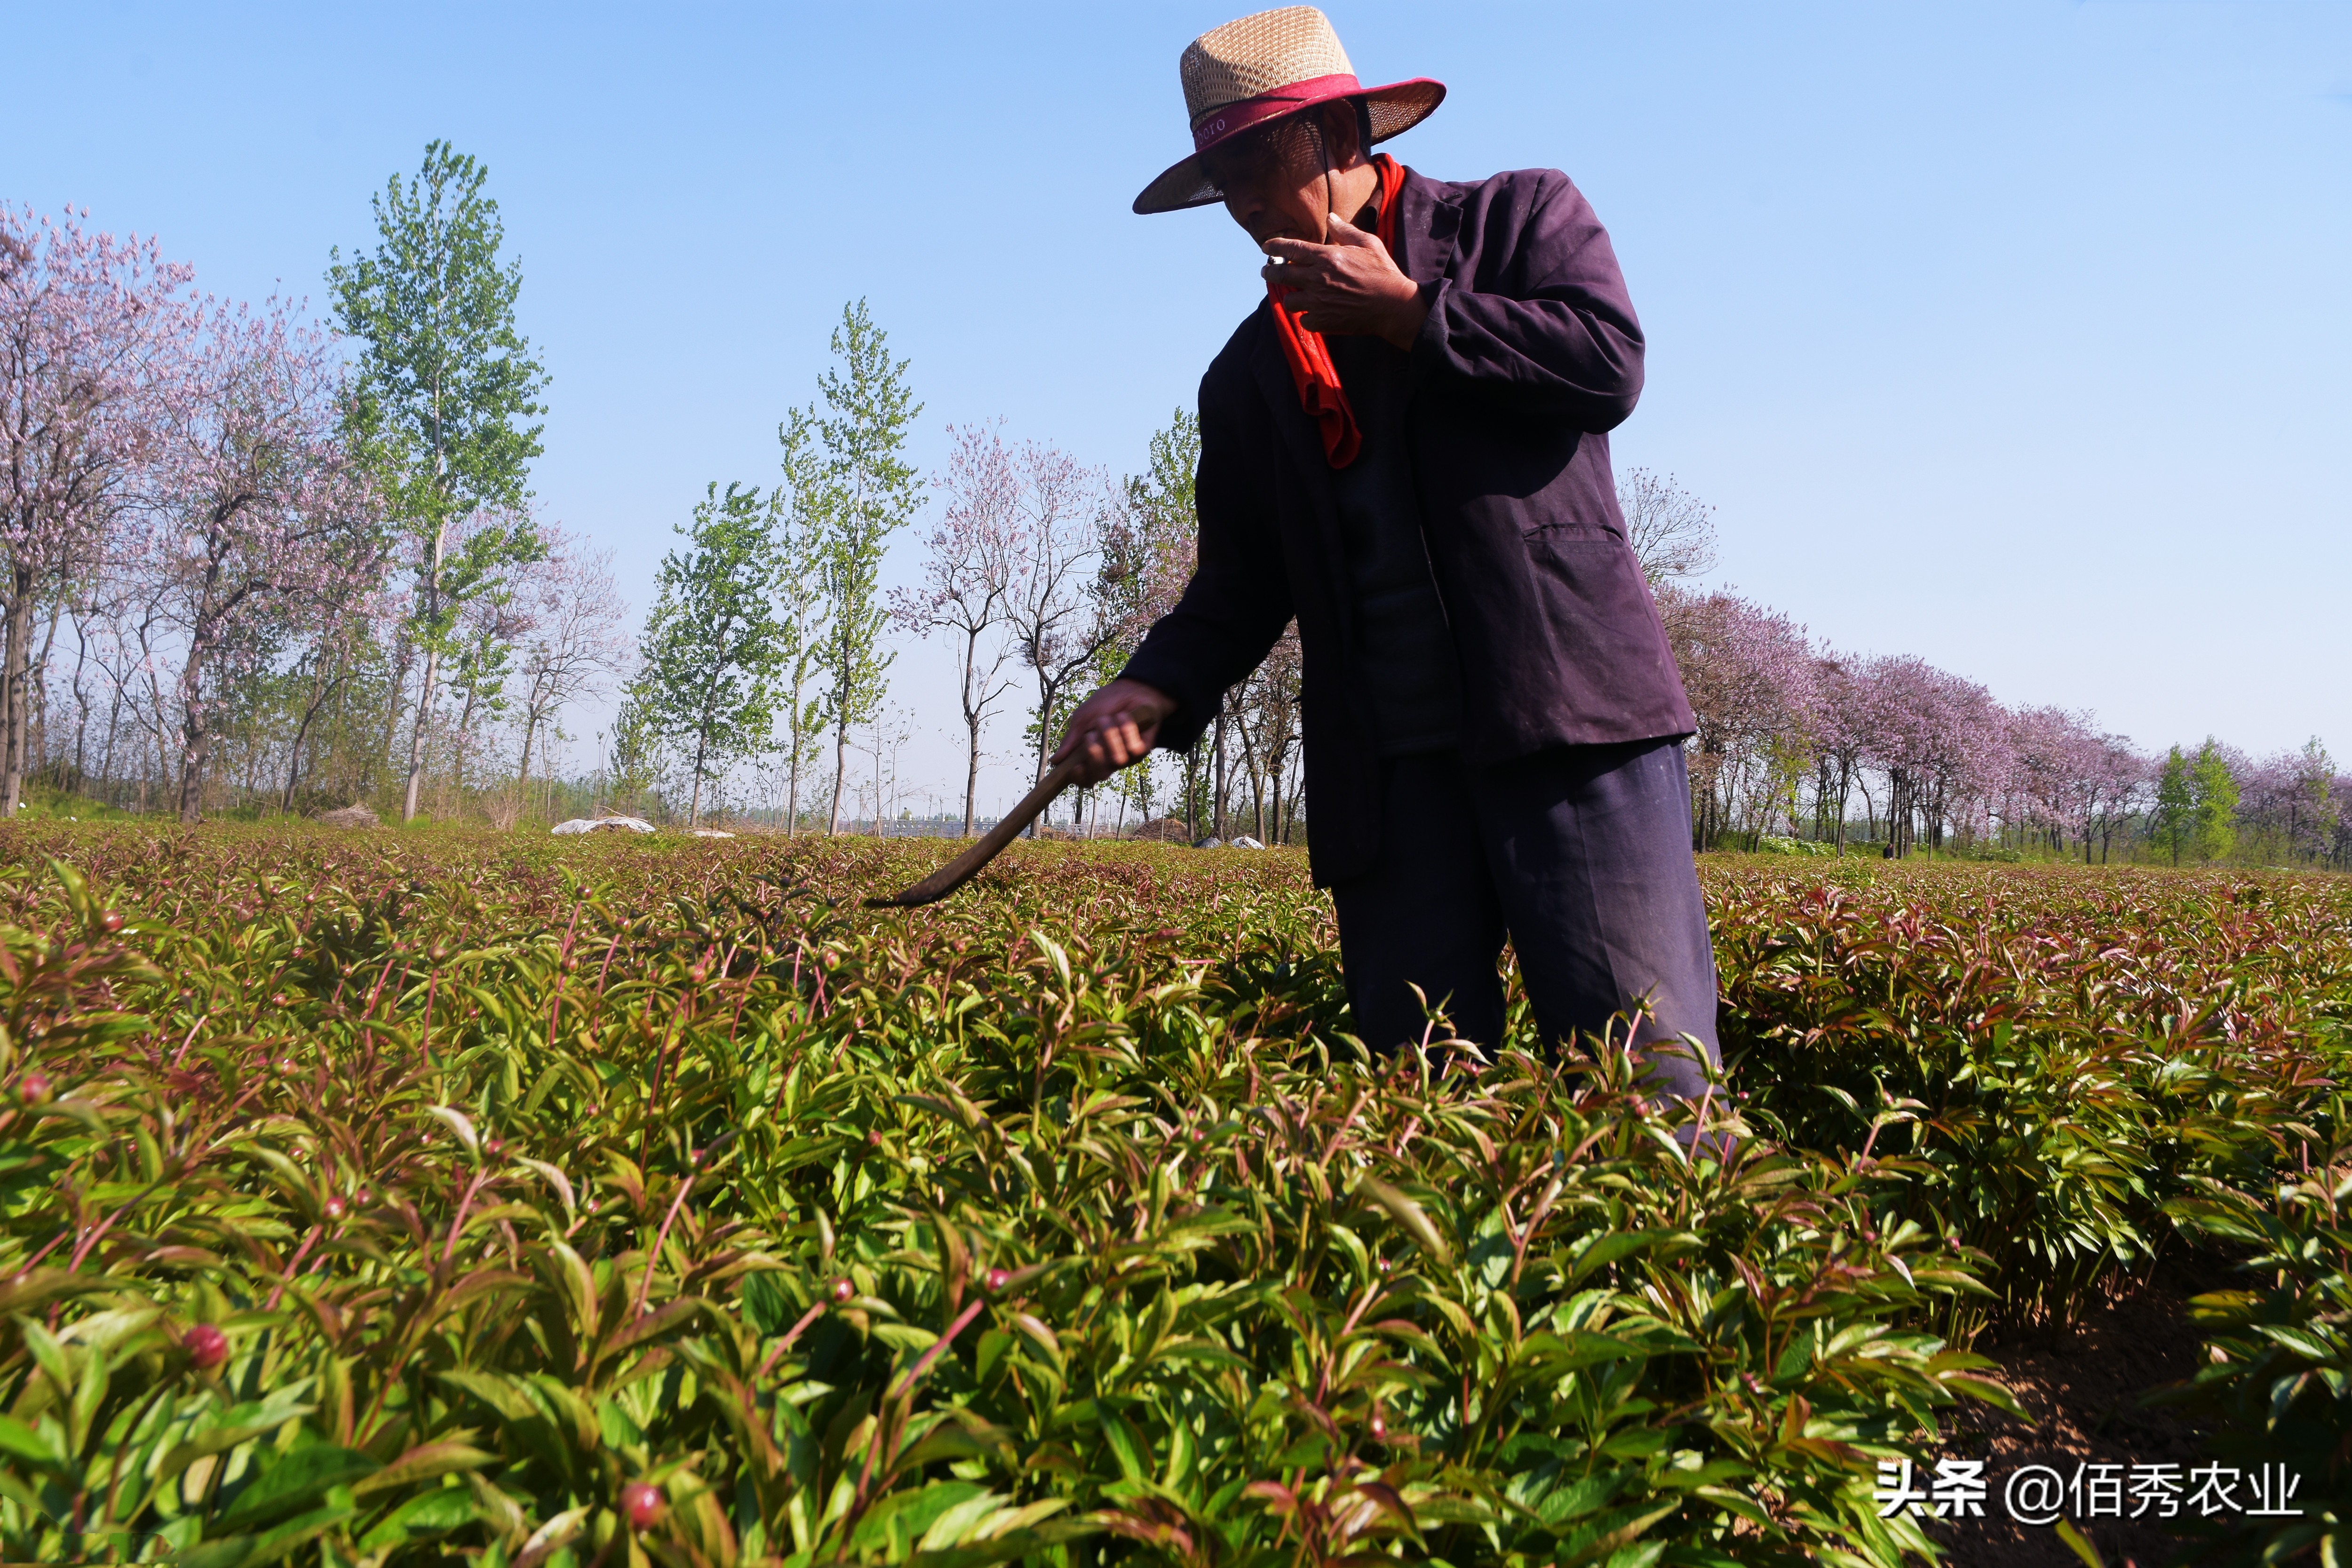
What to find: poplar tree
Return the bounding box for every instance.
[2152,746,2193,865]
[2190,739,2240,864]
[807,301,921,835]
[632,482,787,825]
[772,409,832,833]
[329,141,547,822]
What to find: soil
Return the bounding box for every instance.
[1923,1255,2237,1568]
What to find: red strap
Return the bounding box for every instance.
[1268,154,1407,469]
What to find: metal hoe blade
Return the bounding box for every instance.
[865,757,1087,908]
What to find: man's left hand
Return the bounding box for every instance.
[1262,212,1429,350]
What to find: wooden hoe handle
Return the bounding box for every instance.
[865,757,1088,908]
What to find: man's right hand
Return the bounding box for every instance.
[1052,679,1178,785]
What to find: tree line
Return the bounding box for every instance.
[3,147,630,826]
[1626,470,2351,868]
[8,150,2338,863]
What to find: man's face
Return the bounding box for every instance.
[1203,104,1361,248]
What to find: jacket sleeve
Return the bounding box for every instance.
[1410,170,1645,432]
[1115,369,1294,752]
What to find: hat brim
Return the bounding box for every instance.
[1132,77,1446,215]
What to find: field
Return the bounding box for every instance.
[0,826,2344,1568]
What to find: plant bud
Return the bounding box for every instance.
[183,1323,228,1370]
[100,910,125,933]
[1369,1413,1386,1440]
[17,1073,50,1106]
[829,1277,854,1304]
[985,1267,1009,1293]
[688,964,708,983]
[324,1196,346,1220]
[621,1481,664,1529]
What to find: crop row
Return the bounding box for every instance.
[0,827,2343,1566]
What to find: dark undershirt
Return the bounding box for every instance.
[1326,334,1462,756]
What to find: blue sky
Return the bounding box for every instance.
[8,1,2346,814]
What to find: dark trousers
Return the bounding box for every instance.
[1329,739,1720,1098]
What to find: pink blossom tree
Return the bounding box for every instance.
[143,294,380,820]
[0,204,194,813]
[1657,586,1817,846]
[504,522,629,825]
[889,422,1022,836]
[1000,442,1118,827]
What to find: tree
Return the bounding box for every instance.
[631,482,787,824]
[1001,442,1115,829]
[1656,587,1816,848]
[0,204,194,814]
[1618,468,1717,589]
[771,409,832,833]
[805,301,921,835]
[506,524,628,826]
[891,422,1020,836]
[147,296,380,820]
[2152,746,2194,865]
[2190,739,2239,864]
[1108,411,1202,832]
[329,141,547,823]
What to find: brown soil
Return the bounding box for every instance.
[1924,1255,2236,1568]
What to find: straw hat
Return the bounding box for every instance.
[1133,7,1445,215]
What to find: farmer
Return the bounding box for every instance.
[1053,6,1717,1095]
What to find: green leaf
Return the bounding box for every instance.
[215,1444,380,1531]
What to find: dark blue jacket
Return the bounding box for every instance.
[1120,165,1695,885]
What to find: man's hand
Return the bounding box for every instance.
[1052,679,1177,785]
[1261,211,1429,350]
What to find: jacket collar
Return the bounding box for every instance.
[1392,165,1465,287]
[1244,163,1462,474]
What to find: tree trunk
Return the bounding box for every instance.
[403,644,439,822]
[516,712,540,829]
[827,713,848,835]
[1212,711,1227,839]
[0,565,37,815]
[962,709,981,838]
[176,627,213,823]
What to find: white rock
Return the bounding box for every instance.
[690,829,736,839]
[552,816,656,836]
[1230,835,1265,849]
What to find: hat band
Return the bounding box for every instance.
[1190,72,1361,151]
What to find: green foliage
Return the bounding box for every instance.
[807,301,923,833]
[2191,740,2241,864]
[0,831,2047,1566]
[1,837,2345,1565]
[328,140,547,535]
[2154,747,2194,866]
[328,140,550,820]
[633,482,792,822]
[1718,866,2350,1328]
[773,411,834,830]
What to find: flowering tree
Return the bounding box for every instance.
[144,295,380,820]
[1805,654,1872,851]
[504,523,628,825]
[1657,587,1817,846]
[0,205,193,813]
[890,422,1021,836]
[1850,657,2009,856]
[1001,442,1116,824]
